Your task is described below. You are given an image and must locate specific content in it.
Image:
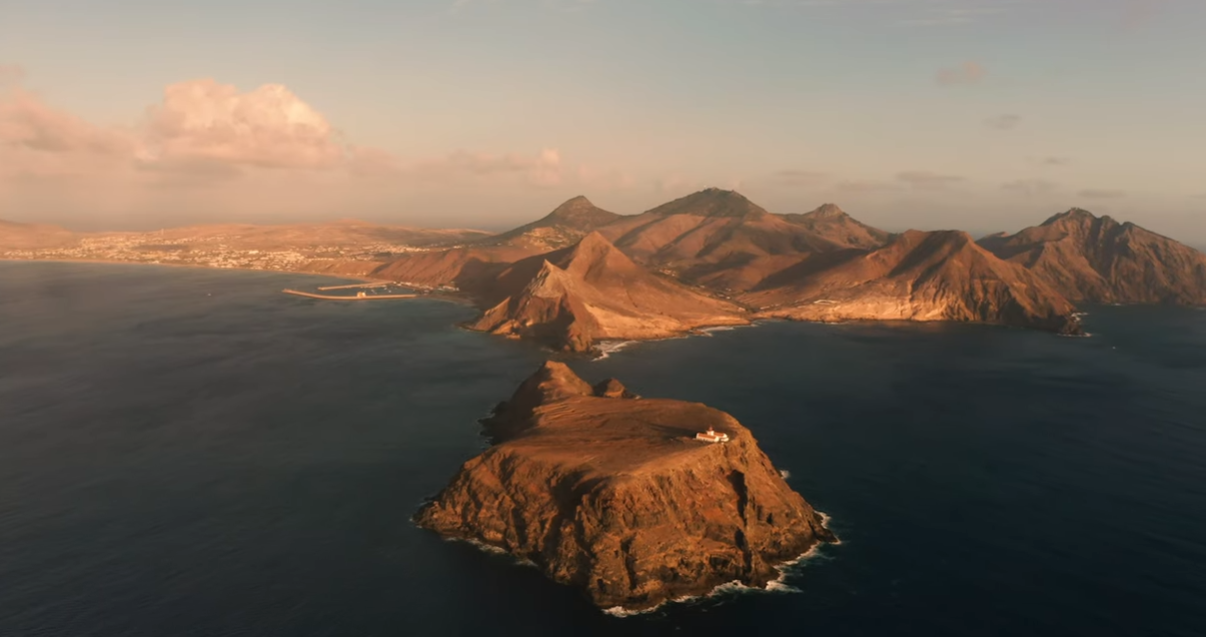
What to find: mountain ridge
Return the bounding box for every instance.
[979,207,1206,304]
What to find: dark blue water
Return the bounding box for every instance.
[2,261,1204,637]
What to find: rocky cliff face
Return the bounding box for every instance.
[744,230,1083,335]
[468,232,749,353]
[979,208,1206,305]
[415,362,835,611]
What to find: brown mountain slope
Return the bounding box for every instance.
[978,208,1206,305]
[415,361,835,612]
[595,189,889,294]
[598,188,844,264]
[482,196,622,252]
[468,232,749,353]
[0,219,77,250]
[743,230,1082,334]
[782,203,894,250]
[371,197,621,291]
[369,245,534,291]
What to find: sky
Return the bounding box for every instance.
[0,0,1204,241]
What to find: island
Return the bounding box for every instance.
[10,189,1206,353]
[414,361,837,612]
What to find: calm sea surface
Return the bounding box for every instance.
[1,261,1204,637]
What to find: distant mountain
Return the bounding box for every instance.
[595,189,889,293]
[0,219,77,250]
[144,220,490,250]
[370,197,621,290]
[482,196,622,252]
[369,244,534,291]
[782,203,894,250]
[979,208,1206,305]
[744,230,1083,335]
[468,232,748,352]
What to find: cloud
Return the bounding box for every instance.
[414,147,563,187]
[139,79,345,171]
[833,179,903,193]
[984,114,1022,131]
[1028,156,1071,167]
[1002,179,1058,196]
[896,170,964,190]
[936,62,986,86]
[1,73,566,194]
[1078,189,1127,199]
[0,90,132,155]
[774,169,829,187]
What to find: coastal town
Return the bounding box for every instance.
[0,228,469,274]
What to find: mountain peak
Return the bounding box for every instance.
[803,203,847,219]
[650,188,767,219]
[550,195,594,212]
[543,196,617,225]
[1043,207,1098,226]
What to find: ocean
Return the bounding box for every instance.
[1,261,1204,637]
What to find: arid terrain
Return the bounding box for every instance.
[415,361,836,611]
[5,188,1204,351]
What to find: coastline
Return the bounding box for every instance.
[0,256,383,283]
[601,510,839,618]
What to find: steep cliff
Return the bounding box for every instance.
[744,230,1083,334]
[415,362,836,611]
[979,208,1206,305]
[468,232,749,353]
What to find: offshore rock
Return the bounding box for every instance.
[415,362,835,611]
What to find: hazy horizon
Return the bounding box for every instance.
[2,0,1204,242]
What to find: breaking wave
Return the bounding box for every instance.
[604,510,838,617]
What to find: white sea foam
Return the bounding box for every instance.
[447,537,537,567]
[593,322,767,361]
[593,340,636,360]
[697,323,753,336]
[603,510,839,617]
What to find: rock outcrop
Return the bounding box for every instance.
[744,230,1084,335]
[468,232,749,353]
[415,362,835,611]
[978,208,1206,305]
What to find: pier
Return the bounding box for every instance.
[282,289,418,301]
[315,282,392,291]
